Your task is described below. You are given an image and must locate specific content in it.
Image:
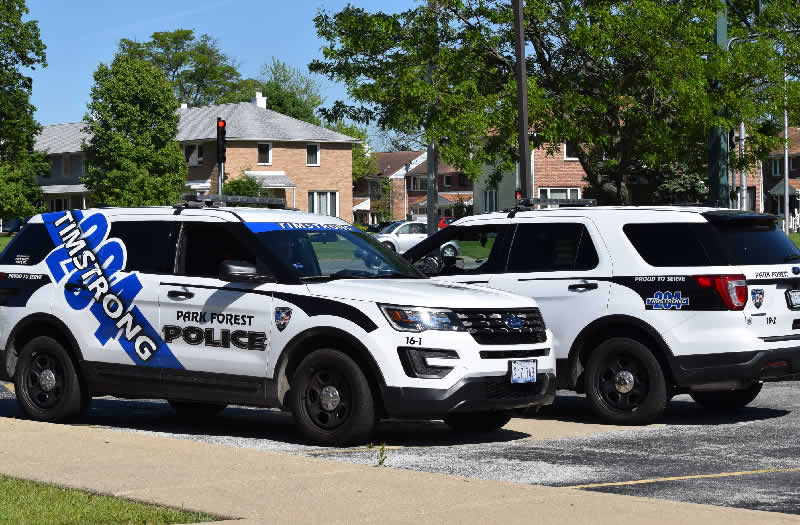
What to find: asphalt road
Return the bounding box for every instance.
[1,381,799,515]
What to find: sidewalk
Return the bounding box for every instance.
[0,416,796,524]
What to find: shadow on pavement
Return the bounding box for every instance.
[0,397,529,448]
[523,393,790,426]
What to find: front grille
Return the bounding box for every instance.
[485,378,543,399]
[455,308,547,345]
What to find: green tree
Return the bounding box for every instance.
[0,0,46,216]
[82,54,186,206]
[310,1,800,204]
[329,121,377,182]
[119,30,241,106]
[223,175,263,197]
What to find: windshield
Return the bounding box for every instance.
[252,226,423,280]
[380,222,402,234]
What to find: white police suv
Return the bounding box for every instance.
[0,196,554,445]
[406,202,800,425]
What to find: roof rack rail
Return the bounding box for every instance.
[505,197,597,218]
[176,193,288,209]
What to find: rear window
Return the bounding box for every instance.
[624,219,800,267]
[623,223,727,267]
[712,219,800,265]
[0,224,53,266]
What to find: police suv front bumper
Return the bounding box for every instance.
[382,372,556,419]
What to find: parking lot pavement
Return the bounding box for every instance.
[1,380,799,515]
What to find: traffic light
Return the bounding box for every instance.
[216,118,226,163]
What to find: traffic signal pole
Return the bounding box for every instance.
[707,8,729,208]
[217,117,227,195]
[513,0,531,200]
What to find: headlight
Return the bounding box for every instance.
[379,304,465,332]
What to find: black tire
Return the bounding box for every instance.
[289,349,375,446]
[444,411,512,432]
[168,401,227,418]
[584,338,667,425]
[15,336,83,422]
[690,383,762,410]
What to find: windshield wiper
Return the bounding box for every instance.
[298,275,343,282]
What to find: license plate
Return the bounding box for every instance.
[786,290,800,309]
[510,359,537,384]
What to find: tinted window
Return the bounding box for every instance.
[179,223,258,278]
[624,223,727,267]
[109,221,177,274]
[507,223,599,272]
[0,224,53,266]
[712,219,800,265]
[409,224,511,276]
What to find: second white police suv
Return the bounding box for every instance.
[0,197,554,445]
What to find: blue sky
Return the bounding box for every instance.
[26,0,417,126]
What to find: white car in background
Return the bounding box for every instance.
[373,220,429,253]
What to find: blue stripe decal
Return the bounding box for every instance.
[42,210,183,369]
[244,221,358,233]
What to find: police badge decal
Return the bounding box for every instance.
[751,289,764,309]
[275,307,292,331]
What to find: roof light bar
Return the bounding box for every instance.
[516,198,598,207]
[178,193,287,209]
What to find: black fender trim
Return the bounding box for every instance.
[273,326,387,410]
[566,314,677,390]
[3,313,85,380]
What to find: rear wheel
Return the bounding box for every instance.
[584,338,667,425]
[289,349,375,446]
[444,411,512,432]
[690,383,762,409]
[169,401,227,418]
[15,336,83,422]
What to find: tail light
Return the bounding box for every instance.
[693,274,748,310]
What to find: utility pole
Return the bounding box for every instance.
[707,7,729,208]
[426,0,439,234]
[784,70,790,232]
[739,122,746,210]
[512,0,531,200]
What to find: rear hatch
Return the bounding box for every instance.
[703,211,800,342]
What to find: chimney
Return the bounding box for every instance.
[253,91,267,109]
[180,103,188,109]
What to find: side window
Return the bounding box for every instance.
[179,222,258,278]
[0,223,53,266]
[109,221,177,274]
[409,223,426,234]
[623,223,725,267]
[507,223,599,273]
[414,224,511,276]
[396,224,411,235]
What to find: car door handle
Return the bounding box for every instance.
[568,282,598,291]
[167,290,194,299]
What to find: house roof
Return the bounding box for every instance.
[244,170,296,188]
[375,151,426,176]
[35,123,91,155]
[409,159,463,176]
[40,184,88,194]
[769,127,800,157]
[176,102,359,143]
[768,179,800,196]
[35,102,360,154]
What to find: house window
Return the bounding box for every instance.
[258,143,272,165]
[308,191,338,216]
[792,157,800,171]
[184,145,203,166]
[306,143,320,166]
[411,176,428,191]
[539,187,580,200]
[564,141,580,161]
[483,190,498,212]
[368,180,382,197]
[443,175,453,187]
[69,155,83,178]
[772,159,785,176]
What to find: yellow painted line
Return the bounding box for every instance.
[565,466,800,489]
[304,445,409,455]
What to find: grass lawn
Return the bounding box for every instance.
[0,236,12,252]
[791,233,800,249]
[456,239,495,260]
[0,475,217,524]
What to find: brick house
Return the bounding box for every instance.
[34,93,360,220]
[763,127,800,215]
[352,151,473,224]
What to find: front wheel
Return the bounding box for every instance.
[584,338,667,425]
[444,411,512,432]
[690,383,762,410]
[15,336,84,422]
[289,349,375,446]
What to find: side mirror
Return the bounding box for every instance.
[219,260,274,283]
